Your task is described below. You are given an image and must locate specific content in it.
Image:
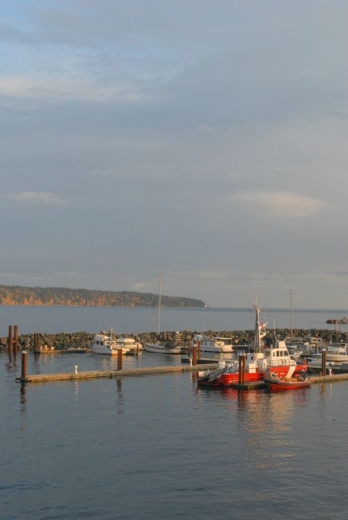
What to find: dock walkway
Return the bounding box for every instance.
[16,363,217,384]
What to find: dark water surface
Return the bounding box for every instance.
[2,348,348,520]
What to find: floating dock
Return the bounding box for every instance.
[33,349,91,355]
[16,368,348,386]
[16,363,218,384]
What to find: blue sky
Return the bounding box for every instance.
[1,0,348,308]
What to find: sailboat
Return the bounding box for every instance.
[144,273,182,354]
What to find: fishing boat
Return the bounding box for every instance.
[144,273,182,355]
[264,373,311,392]
[197,303,307,388]
[91,330,130,355]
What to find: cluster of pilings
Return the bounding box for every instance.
[7,325,19,360]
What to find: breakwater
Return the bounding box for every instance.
[1,327,346,351]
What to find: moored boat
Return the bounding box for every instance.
[91,331,130,355]
[197,303,307,388]
[264,374,311,392]
[117,337,143,351]
[144,341,182,354]
[193,334,234,353]
[322,345,348,363]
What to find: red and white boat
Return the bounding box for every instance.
[264,374,312,392]
[197,303,308,388]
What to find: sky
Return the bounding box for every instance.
[1,0,348,309]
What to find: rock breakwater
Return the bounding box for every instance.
[0,327,346,351]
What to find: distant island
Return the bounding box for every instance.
[0,284,206,308]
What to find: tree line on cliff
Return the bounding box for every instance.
[0,284,206,308]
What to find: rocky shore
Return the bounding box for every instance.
[0,327,346,351]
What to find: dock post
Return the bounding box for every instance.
[8,325,13,356]
[13,325,18,357]
[238,354,242,385]
[21,351,28,380]
[321,349,327,376]
[117,348,123,370]
[192,345,197,366]
[197,340,201,360]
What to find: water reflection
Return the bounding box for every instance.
[115,379,124,415]
[20,383,27,409]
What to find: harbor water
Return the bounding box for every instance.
[0,305,347,336]
[2,307,348,519]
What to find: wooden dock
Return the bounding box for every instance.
[16,363,217,384]
[33,349,91,355]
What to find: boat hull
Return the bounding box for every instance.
[144,343,182,354]
[91,346,127,355]
[198,365,295,388]
[265,377,311,392]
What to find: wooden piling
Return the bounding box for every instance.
[322,349,327,376]
[8,325,13,358]
[117,348,123,370]
[197,340,201,360]
[192,345,197,366]
[13,325,18,357]
[21,351,27,380]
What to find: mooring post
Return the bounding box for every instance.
[197,340,201,360]
[192,345,197,366]
[13,325,18,357]
[117,348,123,370]
[238,354,242,385]
[322,349,327,376]
[241,354,246,384]
[8,325,13,358]
[21,351,27,380]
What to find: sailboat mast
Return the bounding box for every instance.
[158,272,162,334]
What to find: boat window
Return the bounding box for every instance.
[276,351,279,357]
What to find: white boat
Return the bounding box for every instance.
[193,334,234,353]
[144,341,182,354]
[91,331,130,355]
[322,345,348,363]
[117,337,143,351]
[144,273,182,355]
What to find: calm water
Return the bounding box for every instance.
[0,305,346,336]
[2,308,348,519]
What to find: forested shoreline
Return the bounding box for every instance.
[0,285,205,308]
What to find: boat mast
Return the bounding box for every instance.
[290,289,293,340]
[253,303,262,352]
[158,272,162,334]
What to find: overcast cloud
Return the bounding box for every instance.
[1,0,347,309]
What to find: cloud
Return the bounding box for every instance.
[6,191,69,206]
[233,191,327,218]
[0,76,145,104]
